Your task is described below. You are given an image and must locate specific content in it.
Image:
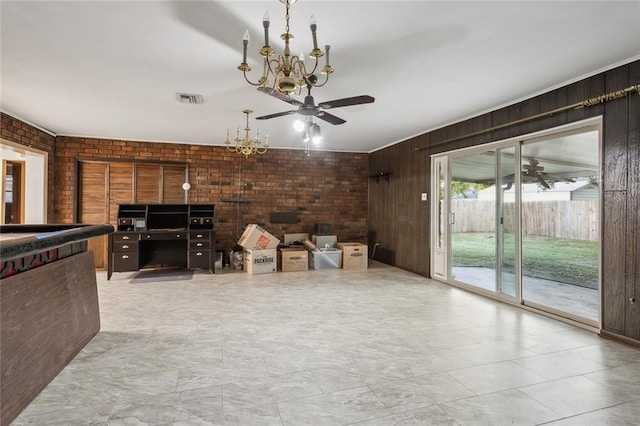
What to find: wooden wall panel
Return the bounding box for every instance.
[603,191,627,333]
[135,164,161,203]
[625,60,640,339]
[603,66,629,192]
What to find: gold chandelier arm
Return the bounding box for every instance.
[241,71,266,87]
[295,55,319,78]
[308,72,330,88]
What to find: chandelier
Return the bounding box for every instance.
[225,110,269,158]
[237,0,333,94]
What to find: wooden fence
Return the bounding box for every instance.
[451,199,598,241]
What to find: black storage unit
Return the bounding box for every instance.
[108,204,215,279]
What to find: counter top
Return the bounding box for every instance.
[0,224,114,260]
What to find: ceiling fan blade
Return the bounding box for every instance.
[255,110,297,120]
[537,174,551,189]
[257,87,303,107]
[319,95,375,109]
[316,111,346,125]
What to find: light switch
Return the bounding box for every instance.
[421,193,427,201]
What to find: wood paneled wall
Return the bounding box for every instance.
[369,60,640,343]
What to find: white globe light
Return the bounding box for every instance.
[293,119,305,132]
[182,182,191,191]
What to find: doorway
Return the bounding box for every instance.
[431,119,601,326]
[2,160,25,224]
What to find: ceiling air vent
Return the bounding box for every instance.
[176,93,204,104]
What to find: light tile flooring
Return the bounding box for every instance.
[14,261,640,425]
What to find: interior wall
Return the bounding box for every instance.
[55,136,368,253]
[0,114,55,223]
[369,60,640,343]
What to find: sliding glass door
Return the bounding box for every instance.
[432,120,601,326]
[520,130,600,323]
[448,148,516,299]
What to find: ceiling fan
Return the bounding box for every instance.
[522,158,551,189]
[522,158,578,189]
[254,75,375,125]
[500,158,576,190]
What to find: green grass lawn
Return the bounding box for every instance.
[452,232,599,287]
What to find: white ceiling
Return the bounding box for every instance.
[2,1,639,153]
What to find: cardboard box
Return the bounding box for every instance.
[337,242,368,270]
[309,248,342,270]
[279,247,308,272]
[243,248,277,274]
[238,224,280,250]
[312,235,337,249]
[283,233,309,245]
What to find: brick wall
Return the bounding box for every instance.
[55,136,368,252]
[0,113,56,223]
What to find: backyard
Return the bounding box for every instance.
[451,232,599,288]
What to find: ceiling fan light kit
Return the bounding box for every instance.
[237,0,333,94]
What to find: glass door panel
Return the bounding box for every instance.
[521,131,600,323]
[497,147,517,298]
[450,152,496,291]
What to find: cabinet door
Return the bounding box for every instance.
[135,164,161,203]
[78,162,108,269]
[109,163,134,225]
[163,165,186,203]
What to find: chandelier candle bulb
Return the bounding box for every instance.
[322,44,333,74]
[263,11,270,47]
[242,31,249,65]
[310,15,319,53]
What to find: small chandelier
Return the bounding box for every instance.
[225,109,269,158]
[237,0,333,94]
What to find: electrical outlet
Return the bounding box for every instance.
[421,193,427,201]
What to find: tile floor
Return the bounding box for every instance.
[13,261,640,425]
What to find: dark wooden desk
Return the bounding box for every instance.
[107,229,215,279]
[0,223,113,426]
[107,204,215,280]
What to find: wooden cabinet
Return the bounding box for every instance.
[107,204,215,279]
[111,232,139,271]
[188,230,213,269]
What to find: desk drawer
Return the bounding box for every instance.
[189,240,210,250]
[189,231,211,240]
[190,217,214,226]
[112,253,139,271]
[188,250,211,269]
[141,231,186,240]
[113,232,138,242]
[113,241,138,252]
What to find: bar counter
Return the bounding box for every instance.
[0,223,113,426]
